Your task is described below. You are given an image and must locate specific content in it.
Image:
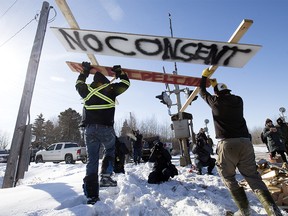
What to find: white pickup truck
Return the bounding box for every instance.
[35,142,87,164]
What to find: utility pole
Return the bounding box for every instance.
[2,1,50,188]
[169,13,182,112]
[168,13,191,166]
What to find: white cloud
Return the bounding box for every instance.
[50,76,66,82]
[99,0,124,21]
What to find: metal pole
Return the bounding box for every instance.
[168,13,182,111]
[2,1,50,188]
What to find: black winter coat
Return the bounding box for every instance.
[149,147,172,172]
[263,125,286,152]
[76,73,130,126]
[192,137,213,163]
[199,77,249,139]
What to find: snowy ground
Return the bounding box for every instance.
[0,144,287,216]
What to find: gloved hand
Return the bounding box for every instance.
[209,78,218,87]
[112,65,123,79]
[202,68,213,78]
[82,61,91,78]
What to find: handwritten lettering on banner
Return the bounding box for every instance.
[66,61,208,87]
[52,27,261,68]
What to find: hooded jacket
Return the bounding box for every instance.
[192,131,213,162]
[76,72,130,126]
[263,123,286,152]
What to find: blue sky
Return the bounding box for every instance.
[0,0,287,145]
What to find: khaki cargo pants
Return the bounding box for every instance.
[216,137,267,191]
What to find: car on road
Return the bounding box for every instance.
[0,149,9,163]
[35,142,86,164]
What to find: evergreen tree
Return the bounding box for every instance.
[44,120,56,144]
[58,108,81,142]
[32,113,46,149]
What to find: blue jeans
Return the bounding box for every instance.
[84,124,116,176]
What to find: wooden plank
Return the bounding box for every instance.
[262,170,279,179]
[55,0,118,102]
[55,0,99,65]
[67,61,210,87]
[180,19,254,112]
[51,26,261,68]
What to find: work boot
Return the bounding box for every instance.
[87,197,100,205]
[100,175,117,187]
[230,187,251,216]
[196,169,202,175]
[254,189,283,216]
[83,174,100,205]
[207,167,213,175]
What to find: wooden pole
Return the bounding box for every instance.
[2,1,50,188]
[55,0,118,100]
[180,19,253,112]
[55,0,98,65]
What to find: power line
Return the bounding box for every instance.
[0,0,19,20]
[0,6,56,49]
[0,14,38,48]
[48,6,57,23]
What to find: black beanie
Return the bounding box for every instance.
[93,72,110,84]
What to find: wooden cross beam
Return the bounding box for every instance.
[180,19,253,112]
[55,0,99,65]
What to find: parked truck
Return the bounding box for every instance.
[35,142,87,164]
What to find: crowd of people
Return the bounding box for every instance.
[75,62,284,215]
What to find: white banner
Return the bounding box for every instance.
[51,27,261,68]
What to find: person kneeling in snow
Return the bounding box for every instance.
[148,141,178,184]
[192,128,216,175]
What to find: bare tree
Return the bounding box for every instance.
[0,130,10,149]
[128,112,137,130]
[139,116,159,137]
[249,126,264,144]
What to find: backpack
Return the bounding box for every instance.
[260,132,267,144]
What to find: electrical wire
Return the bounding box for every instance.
[0,4,57,49]
[0,0,19,20]
[0,13,38,48]
[48,6,57,23]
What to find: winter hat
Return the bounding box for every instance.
[214,83,231,94]
[265,118,272,125]
[277,117,284,125]
[93,71,110,84]
[154,141,164,149]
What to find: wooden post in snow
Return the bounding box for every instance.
[2,1,50,188]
